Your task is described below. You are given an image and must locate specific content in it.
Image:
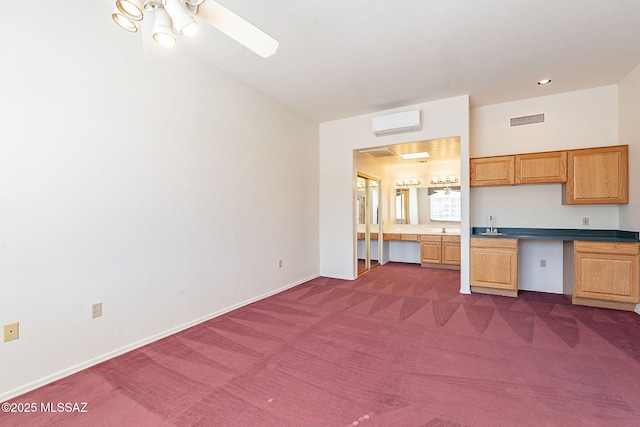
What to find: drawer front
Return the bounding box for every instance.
[420,235,442,243]
[471,237,518,249]
[384,233,402,241]
[401,234,419,242]
[574,241,639,256]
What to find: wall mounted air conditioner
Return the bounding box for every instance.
[372,110,422,136]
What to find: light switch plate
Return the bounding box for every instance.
[3,322,19,342]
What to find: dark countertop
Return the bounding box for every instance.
[470,227,640,243]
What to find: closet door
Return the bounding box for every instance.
[356,175,381,275]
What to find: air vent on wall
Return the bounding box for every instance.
[358,147,397,158]
[510,113,545,127]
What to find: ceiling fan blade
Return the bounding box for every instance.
[196,0,279,58]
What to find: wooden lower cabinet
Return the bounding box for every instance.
[420,235,442,264]
[470,238,519,297]
[442,236,461,265]
[420,235,461,267]
[572,241,639,310]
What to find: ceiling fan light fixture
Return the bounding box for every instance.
[152,6,176,48]
[196,0,279,58]
[112,8,140,32]
[116,0,145,21]
[180,21,199,37]
[165,0,199,37]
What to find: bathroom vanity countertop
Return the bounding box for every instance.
[385,226,461,236]
[470,227,640,243]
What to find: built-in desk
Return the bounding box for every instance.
[470,227,640,311]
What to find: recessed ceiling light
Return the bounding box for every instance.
[359,147,390,153]
[537,79,552,85]
[399,152,430,160]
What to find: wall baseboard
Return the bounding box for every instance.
[0,274,319,403]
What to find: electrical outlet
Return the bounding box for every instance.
[582,217,589,226]
[3,322,19,342]
[278,260,283,268]
[92,303,102,319]
[540,259,547,268]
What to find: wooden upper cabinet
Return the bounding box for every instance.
[470,156,515,186]
[515,151,567,184]
[563,145,628,204]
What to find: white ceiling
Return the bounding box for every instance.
[357,138,461,165]
[114,0,640,122]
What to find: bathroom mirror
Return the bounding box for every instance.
[395,187,461,224]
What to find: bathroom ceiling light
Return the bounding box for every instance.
[396,179,421,188]
[399,152,430,160]
[537,79,552,85]
[431,176,459,185]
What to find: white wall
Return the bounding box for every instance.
[619,64,640,232]
[319,96,470,291]
[470,85,620,230]
[618,64,640,314]
[0,2,319,400]
[470,86,621,294]
[518,241,564,293]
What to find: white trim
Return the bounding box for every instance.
[0,274,319,403]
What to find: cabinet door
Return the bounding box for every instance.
[470,238,518,290]
[441,236,461,265]
[574,241,640,303]
[564,145,628,204]
[470,156,515,186]
[420,236,441,263]
[515,151,567,184]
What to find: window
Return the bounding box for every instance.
[430,190,461,221]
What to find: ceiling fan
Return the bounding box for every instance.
[111,0,279,58]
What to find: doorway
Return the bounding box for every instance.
[356,174,380,275]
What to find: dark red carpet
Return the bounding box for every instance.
[2,263,640,426]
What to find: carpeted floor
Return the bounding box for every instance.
[2,262,640,426]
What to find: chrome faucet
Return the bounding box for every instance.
[488,215,494,233]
